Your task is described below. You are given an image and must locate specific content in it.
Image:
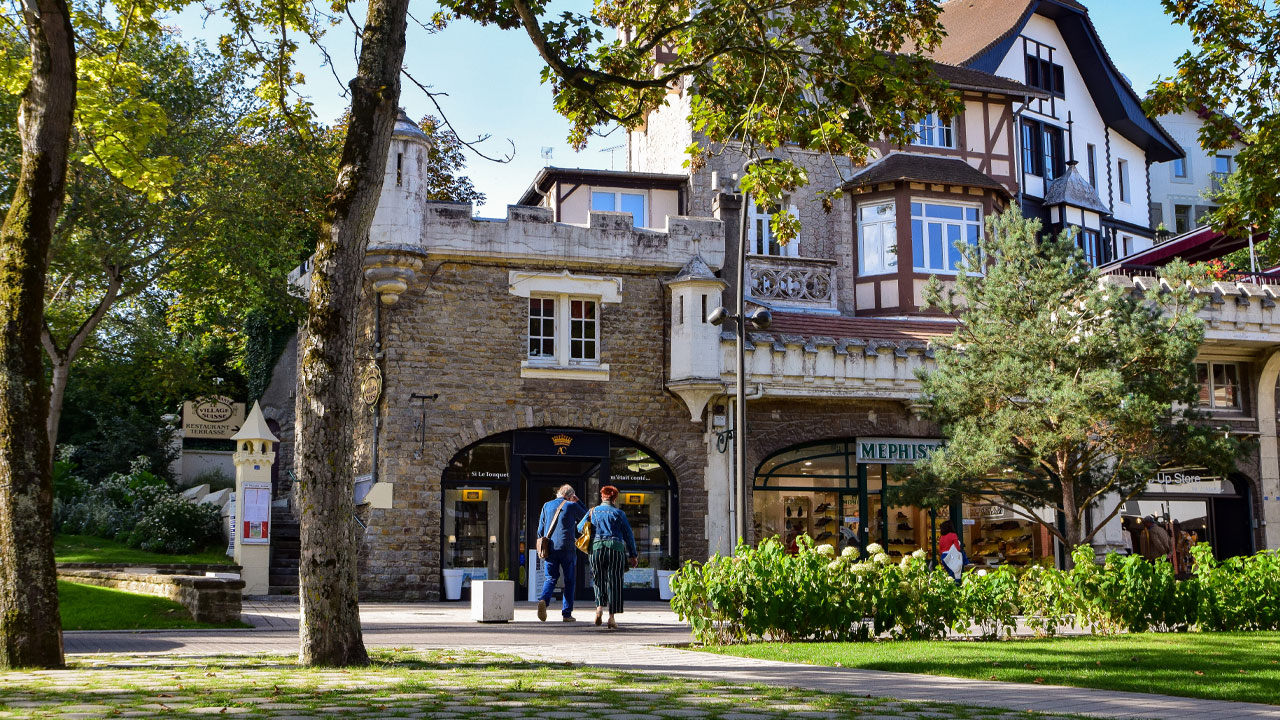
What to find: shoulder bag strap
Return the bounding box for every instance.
[545,500,567,536]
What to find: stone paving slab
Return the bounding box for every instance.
[54,601,1280,720]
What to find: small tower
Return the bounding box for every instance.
[231,401,278,595]
[665,255,728,421]
[365,109,431,306]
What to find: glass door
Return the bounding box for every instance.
[521,457,599,602]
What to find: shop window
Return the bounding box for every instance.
[962,498,1052,568]
[912,113,955,149]
[591,189,647,227]
[857,201,897,276]
[1195,362,1240,410]
[443,485,511,589]
[747,199,799,257]
[910,201,982,273]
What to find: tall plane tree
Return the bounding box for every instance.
[0,0,75,669]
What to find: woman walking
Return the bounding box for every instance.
[578,485,637,629]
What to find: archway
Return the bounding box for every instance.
[440,428,678,601]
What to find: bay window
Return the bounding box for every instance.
[911,201,981,273]
[912,113,955,149]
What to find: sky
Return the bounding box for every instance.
[171,0,1197,216]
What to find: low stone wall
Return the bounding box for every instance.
[58,569,245,623]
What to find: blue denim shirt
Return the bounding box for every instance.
[537,498,587,553]
[577,502,637,557]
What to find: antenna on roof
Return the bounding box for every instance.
[599,143,625,170]
[540,147,553,166]
[1066,112,1077,167]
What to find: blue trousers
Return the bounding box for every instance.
[538,550,577,616]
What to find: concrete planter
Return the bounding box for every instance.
[470,580,515,622]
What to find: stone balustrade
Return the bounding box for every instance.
[1104,276,1280,345]
[746,256,839,311]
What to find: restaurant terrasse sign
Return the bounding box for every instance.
[182,395,246,439]
[856,437,945,464]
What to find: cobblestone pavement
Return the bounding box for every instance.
[48,600,1280,720]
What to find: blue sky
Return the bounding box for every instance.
[173,0,1195,215]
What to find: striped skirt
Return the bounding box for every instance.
[589,542,627,615]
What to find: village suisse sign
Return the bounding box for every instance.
[182,395,246,439]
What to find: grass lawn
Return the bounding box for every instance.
[704,631,1280,705]
[0,650,1092,719]
[54,534,232,565]
[59,581,249,631]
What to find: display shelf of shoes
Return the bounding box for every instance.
[784,496,812,543]
[811,501,838,544]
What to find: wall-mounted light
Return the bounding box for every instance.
[488,535,497,545]
[447,535,457,544]
[650,537,662,547]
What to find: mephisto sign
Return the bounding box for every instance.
[856,437,944,464]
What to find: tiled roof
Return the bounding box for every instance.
[843,152,1009,194]
[764,311,956,342]
[917,0,1037,67]
[931,61,1046,98]
[1043,164,1110,214]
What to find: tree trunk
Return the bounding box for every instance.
[46,357,69,455]
[0,0,76,670]
[294,0,409,667]
[1061,481,1083,569]
[42,272,122,460]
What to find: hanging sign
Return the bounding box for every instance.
[856,437,944,464]
[183,395,246,439]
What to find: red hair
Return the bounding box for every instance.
[599,485,619,501]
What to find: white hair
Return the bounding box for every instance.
[556,484,575,498]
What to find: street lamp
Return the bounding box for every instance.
[708,296,772,553]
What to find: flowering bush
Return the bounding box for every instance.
[57,466,224,555]
[671,540,1280,645]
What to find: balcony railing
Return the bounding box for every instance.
[746,255,839,310]
[1102,264,1280,286]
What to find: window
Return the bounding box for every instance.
[1196,362,1241,410]
[910,201,981,273]
[747,200,798,257]
[528,296,599,365]
[912,113,955,149]
[1172,157,1188,179]
[1149,202,1164,231]
[1118,159,1130,203]
[1087,144,1097,187]
[1174,204,1192,234]
[858,201,897,276]
[1214,155,1233,175]
[1025,55,1066,97]
[591,190,647,227]
[1021,119,1064,179]
[1078,229,1112,267]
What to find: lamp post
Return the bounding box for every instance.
[708,188,772,553]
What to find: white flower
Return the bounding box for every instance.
[841,546,859,559]
[873,552,890,564]
[912,549,927,560]
[976,569,988,577]
[850,562,874,575]
[816,544,836,557]
[827,560,843,572]
[899,555,912,569]
[865,543,884,555]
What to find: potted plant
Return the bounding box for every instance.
[656,556,680,600]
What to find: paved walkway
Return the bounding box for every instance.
[58,600,1280,720]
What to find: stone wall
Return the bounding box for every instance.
[58,570,244,623]
[357,261,711,600]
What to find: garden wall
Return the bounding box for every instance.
[58,569,244,623]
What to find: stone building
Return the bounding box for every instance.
[266,0,1280,600]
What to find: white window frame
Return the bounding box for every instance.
[911,113,956,149]
[910,199,983,274]
[1196,361,1242,411]
[590,188,649,228]
[510,271,621,381]
[746,199,799,257]
[857,200,897,276]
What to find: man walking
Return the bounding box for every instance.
[536,484,587,621]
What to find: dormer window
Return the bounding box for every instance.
[912,113,956,149]
[591,189,647,227]
[1025,55,1066,98]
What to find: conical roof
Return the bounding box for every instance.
[231,401,279,443]
[1044,164,1111,215]
[393,108,429,141]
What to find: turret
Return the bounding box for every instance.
[231,401,279,595]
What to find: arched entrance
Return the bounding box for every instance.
[441,428,677,601]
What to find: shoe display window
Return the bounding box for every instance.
[962,500,1050,568]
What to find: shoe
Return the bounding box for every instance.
[786,506,792,517]
[897,523,912,531]
[537,600,547,622]
[815,503,832,514]
[595,608,603,626]
[562,615,575,622]
[797,507,805,518]
[896,511,908,520]
[815,517,833,527]
[815,531,833,541]
[607,616,617,629]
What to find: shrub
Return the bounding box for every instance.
[126,494,224,554]
[959,565,1020,639]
